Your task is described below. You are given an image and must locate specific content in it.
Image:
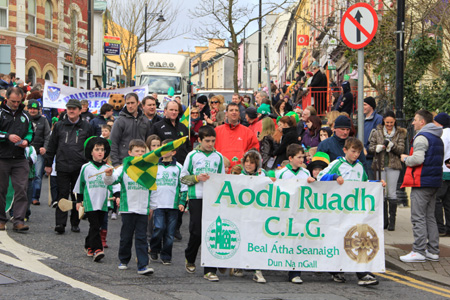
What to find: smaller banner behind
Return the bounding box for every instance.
[201,174,385,272]
[42,81,148,111]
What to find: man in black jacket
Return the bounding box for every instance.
[89,103,114,136]
[27,100,51,206]
[0,87,34,232]
[309,62,328,115]
[45,99,94,234]
[150,101,191,164]
[141,96,162,126]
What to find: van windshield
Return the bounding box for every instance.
[140,75,181,94]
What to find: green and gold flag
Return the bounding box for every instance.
[180,106,190,128]
[123,136,188,190]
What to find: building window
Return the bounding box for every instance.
[28,67,36,85]
[70,11,78,49]
[28,0,36,34]
[45,0,52,39]
[0,0,7,28]
[45,71,53,82]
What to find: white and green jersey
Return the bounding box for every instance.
[150,160,188,209]
[74,162,111,212]
[317,157,368,182]
[104,166,151,215]
[180,149,225,199]
[276,164,310,179]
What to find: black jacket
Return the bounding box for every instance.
[90,115,108,136]
[150,117,191,164]
[30,113,51,150]
[45,117,94,172]
[147,113,163,127]
[81,111,95,123]
[273,126,300,167]
[0,101,34,159]
[110,107,152,166]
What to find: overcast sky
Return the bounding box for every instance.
[152,0,263,54]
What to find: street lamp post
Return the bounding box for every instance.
[144,4,166,52]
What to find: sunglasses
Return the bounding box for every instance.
[211,101,219,104]
[191,112,199,114]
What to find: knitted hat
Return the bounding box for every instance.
[364,97,376,110]
[307,152,330,174]
[285,111,300,123]
[306,72,313,76]
[257,103,271,115]
[27,99,40,109]
[196,95,208,104]
[334,115,352,129]
[246,107,258,119]
[84,136,110,161]
[320,126,333,138]
[434,112,450,128]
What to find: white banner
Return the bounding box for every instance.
[42,81,148,111]
[201,174,385,272]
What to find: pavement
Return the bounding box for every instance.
[384,205,450,287]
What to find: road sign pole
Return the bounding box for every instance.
[357,48,364,141]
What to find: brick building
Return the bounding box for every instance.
[0,0,91,88]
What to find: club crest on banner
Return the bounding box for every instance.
[47,86,61,102]
[133,88,146,99]
[205,216,241,260]
[344,224,379,263]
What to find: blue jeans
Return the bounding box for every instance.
[31,154,45,201]
[150,208,178,261]
[119,213,149,268]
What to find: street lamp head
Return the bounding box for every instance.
[157,11,165,22]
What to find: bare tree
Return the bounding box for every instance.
[191,0,291,93]
[107,0,182,86]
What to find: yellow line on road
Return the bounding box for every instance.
[384,270,450,293]
[376,272,450,298]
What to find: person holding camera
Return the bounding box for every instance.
[368,111,407,231]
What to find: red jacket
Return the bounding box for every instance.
[248,119,263,138]
[215,123,260,166]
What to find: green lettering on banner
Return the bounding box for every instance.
[215,181,237,205]
[286,218,299,237]
[306,218,321,238]
[344,188,358,211]
[361,188,375,212]
[239,189,255,206]
[299,186,314,210]
[275,186,290,209]
[256,184,273,208]
[327,194,343,211]
[264,216,280,236]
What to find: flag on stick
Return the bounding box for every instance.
[180,106,190,128]
[123,136,188,190]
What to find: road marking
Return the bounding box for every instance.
[376,271,450,298]
[0,231,127,300]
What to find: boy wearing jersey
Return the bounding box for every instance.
[317,137,385,286]
[104,139,154,275]
[276,144,314,182]
[149,139,188,265]
[75,137,112,262]
[181,126,225,282]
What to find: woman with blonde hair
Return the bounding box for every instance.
[204,95,225,127]
[259,117,276,169]
[325,110,340,130]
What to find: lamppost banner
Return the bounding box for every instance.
[201,174,385,272]
[43,81,148,111]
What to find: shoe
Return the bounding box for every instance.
[55,225,65,234]
[137,266,154,275]
[0,223,5,231]
[85,248,94,257]
[218,268,227,274]
[13,224,29,232]
[71,226,80,233]
[185,259,196,273]
[358,274,379,286]
[253,270,266,283]
[203,272,219,282]
[32,200,40,205]
[174,229,182,240]
[425,250,439,262]
[230,268,244,277]
[291,276,303,284]
[150,253,158,261]
[118,263,128,270]
[400,251,426,263]
[161,259,172,265]
[111,213,117,220]
[439,232,447,237]
[51,201,58,208]
[331,273,346,283]
[93,249,105,262]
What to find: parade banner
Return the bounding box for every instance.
[42,81,148,111]
[201,174,385,272]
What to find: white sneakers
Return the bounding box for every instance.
[400,250,439,263]
[400,251,426,262]
[425,250,439,262]
[253,270,266,283]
